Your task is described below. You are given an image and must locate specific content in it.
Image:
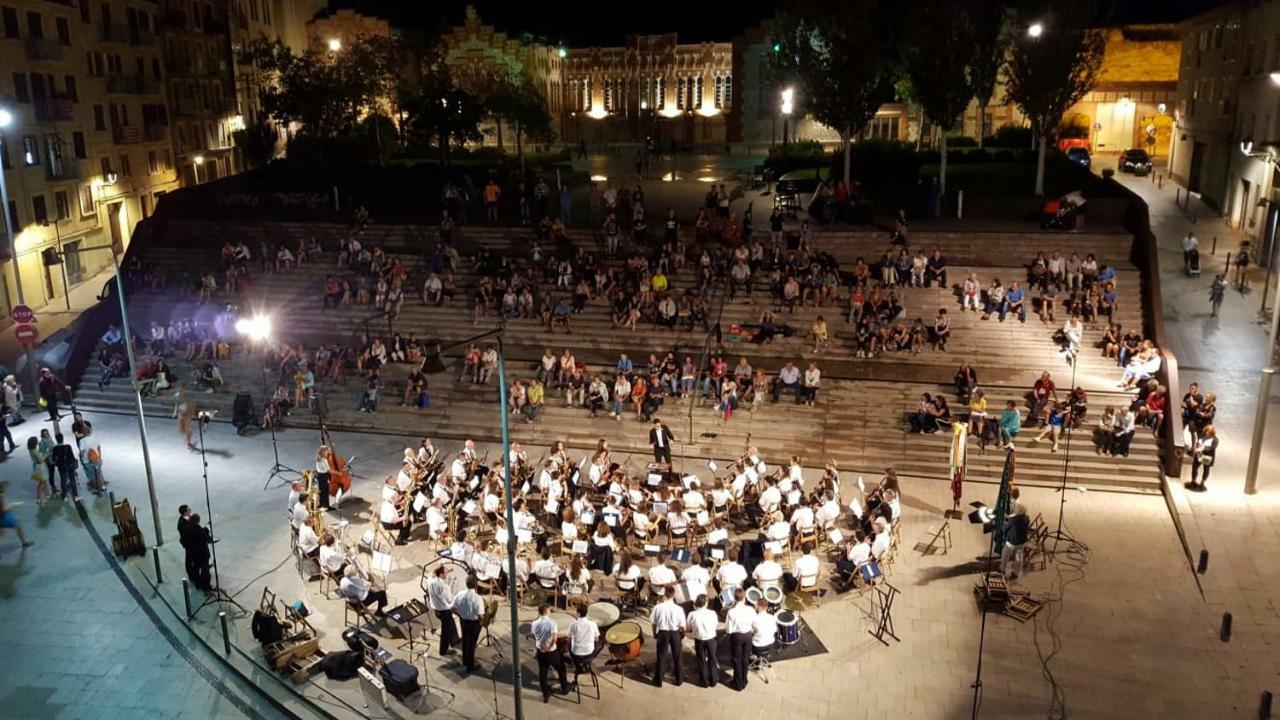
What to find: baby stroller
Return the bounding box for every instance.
[1186,248,1201,277]
[1040,198,1075,230]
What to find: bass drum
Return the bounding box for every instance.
[605,620,644,662]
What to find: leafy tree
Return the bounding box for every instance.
[901,0,977,195]
[1004,2,1106,195]
[239,35,397,146]
[233,121,279,170]
[770,0,902,187]
[966,0,1012,149]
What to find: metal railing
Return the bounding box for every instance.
[107,74,158,95]
[25,36,66,61]
[34,97,74,122]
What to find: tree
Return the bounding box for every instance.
[232,121,279,170]
[966,0,1012,148]
[239,35,397,146]
[1003,2,1106,195]
[770,0,902,188]
[901,0,978,196]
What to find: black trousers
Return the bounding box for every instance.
[316,472,331,508]
[694,637,719,687]
[382,520,410,544]
[191,551,211,591]
[653,445,672,465]
[652,629,683,687]
[536,649,569,697]
[459,617,482,670]
[183,546,200,585]
[435,609,459,653]
[729,631,751,690]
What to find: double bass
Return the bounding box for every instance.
[320,425,352,499]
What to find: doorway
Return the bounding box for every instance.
[107,201,123,255]
[1094,100,1136,153]
[1188,142,1206,193]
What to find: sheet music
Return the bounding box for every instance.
[413,492,429,513]
[829,529,844,545]
[646,473,662,486]
[850,498,864,518]
[604,514,618,527]
[696,510,710,526]
[710,547,725,560]
[462,500,477,515]
[580,511,595,526]
[765,540,784,555]
[653,501,668,515]
[572,540,589,554]
[644,543,661,555]
[708,528,728,545]
[371,551,393,573]
[546,498,560,514]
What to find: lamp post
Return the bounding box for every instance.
[780,87,794,147]
[0,106,42,399]
[192,154,204,185]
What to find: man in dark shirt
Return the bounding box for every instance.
[177,505,199,586]
[187,513,213,591]
[1001,504,1031,580]
[926,249,948,289]
[50,433,80,501]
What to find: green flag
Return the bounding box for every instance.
[991,450,1016,553]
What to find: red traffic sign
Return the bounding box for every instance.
[10,304,34,324]
[14,323,39,344]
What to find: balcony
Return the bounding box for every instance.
[131,27,158,46]
[144,123,167,142]
[100,22,130,43]
[25,37,66,61]
[33,97,75,122]
[107,74,158,95]
[46,158,82,182]
[112,125,144,144]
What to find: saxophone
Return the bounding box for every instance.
[303,470,326,536]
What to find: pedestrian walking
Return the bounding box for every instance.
[27,437,49,505]
[0,481,34,549]
[1209,274,1226,317]
[37,368,68,423]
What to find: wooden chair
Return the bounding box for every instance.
[344,597,377,629]
[798,571,823,607]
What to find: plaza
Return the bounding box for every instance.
[3,1,1280,720]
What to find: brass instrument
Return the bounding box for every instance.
[302,470,326,536]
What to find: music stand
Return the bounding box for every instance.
[191,415,248,619]
[868,582,900,646]
[387,599,430,655]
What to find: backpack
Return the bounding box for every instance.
[251,611,283,645]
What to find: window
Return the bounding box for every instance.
[694,76,704,108]
[99,155,111,175]
[151,58,160,81]
[677,76,686,109]
[32,194,49,225]
[723,74,731,106]
[163,148,172,172]
[147,149,157,174]
[72,131,85,158]
[12,72,29,103]
[0,134,9,169]
[26,10,42,39]
[79,0,89,23]
[6,201,18,232]
[78,184,95,216]
[715,75,723,108]
[605,78,613,112]
[93,104,105,130]
[2,6,18,38]
[64,75,77,101]
[866,115,900,140]
[22,135,38,165]
[657,76,665,110]
[54,190,70,221]
[55,16,69,44]
[118,153,131,177]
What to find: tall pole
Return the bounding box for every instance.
[55,220,71,311]
[496,338,524,720]
[1244,262,1280,494]
[0,161,41,399]
[111,250,163,544]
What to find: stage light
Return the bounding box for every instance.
[328,38,342,52]
[1027,22,1043,39]
[235,314,272,341]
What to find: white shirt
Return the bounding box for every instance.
[680,565,711,604]
[379,499,401,524]
[791,505,815,530]
[753,560,783,587]
[568,617,600,655]
[848,540,872,565]
[533,559,561,581]
[614,563,642,589]
[291,501,309,529]
[1182,234,1198,252]
[531,615,558,652]
[716,562,748,589]
[650,600,687,632]
[427,577,455,611]
[340,575,371,602]
[648,564,677,589]
[426,505,448,535]
[816,500,841,528]
[766,520,791,542]
[758,486,782,513]
[804,368,821,388]
[450,459,467,480]
[297,524,320,553]
[751,611,778,647]
[318,544,346,573]
[872,531,892,559]
[794,554,820,584]
[687,607,719,641]
[453,588,485,621]
[726,603,756,634]
[396,469,414,492]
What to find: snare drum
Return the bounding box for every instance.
[605,620,644,662]
[745,586,764,607]
[776,610,800,645]
[764,585,785,612]
[587,601,621,630]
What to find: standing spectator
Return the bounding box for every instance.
[50,433,80,501]
[1209,274,1226,318]
[187,513,212,591]
[28,437,50,505]
[1182,232,1198,272]
[3,375,23,423]
[37,368,68,423]
[78,427,106,495]
[484,178,501,223]
[1234,244,1250,289]
[1001,504,1030,580]
[1186,425,1218,491]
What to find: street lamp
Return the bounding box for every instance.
[1028,22,1044,39]
[193,154,204,185]
[0,104,42,402]
[781,87,794,147]
[1270,72,1280,86]
[327,37,341,52]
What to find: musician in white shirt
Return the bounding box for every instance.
[614,551,644,593]
[380,494,411,545]
[647,554,678,598]
[725,588,756,690]
[746,447,766,475]
[508,441,527,468]
[649,586,687,687]
[532,548,562,587]
[752,549,783,590]
[453,576,486,673]
[417,436,436,464]
[287,480,303,518]
[731,470,749,500]
[427,565,460,655]
[709,479,732,510]
[297,517,321,557]
[815,493,841,529]
[396,463,415,493]
[686,594,721,688]
[679,560,712,605]
[462,440,478,462]
[318,533,347,576]
[450,453,468,481]
[425,498,449,539]
[339,564,388,614]
[871,517,892,559]
[750,599,777,651]
[792,546,820,590]
[682,484,707,512]
[530,604,571,701]
[290,491,310,529]
[765,516,791,543]
[715,549,748,593]
[567,603,601,681]
[757,483,782,517]
[790,503,815,531]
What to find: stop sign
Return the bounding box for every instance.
[10,304,34,324]
[14,323,38,344]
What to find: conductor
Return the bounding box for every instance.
[649,419,674,465]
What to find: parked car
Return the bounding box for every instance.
[1119,148,1152,176]
[1057,137,1091,154]
[1065,147,1091,169]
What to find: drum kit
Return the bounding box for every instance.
[776,610,800,645]
[587,601,621,630]
[742,584,802,646]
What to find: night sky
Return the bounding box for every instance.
[327,0,1226,46]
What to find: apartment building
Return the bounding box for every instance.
[1,0,179,317]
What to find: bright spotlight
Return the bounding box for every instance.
[0,108,12,128]
[1027,22,1044,39]
[235,315,272,341]
[328,38,342,52]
